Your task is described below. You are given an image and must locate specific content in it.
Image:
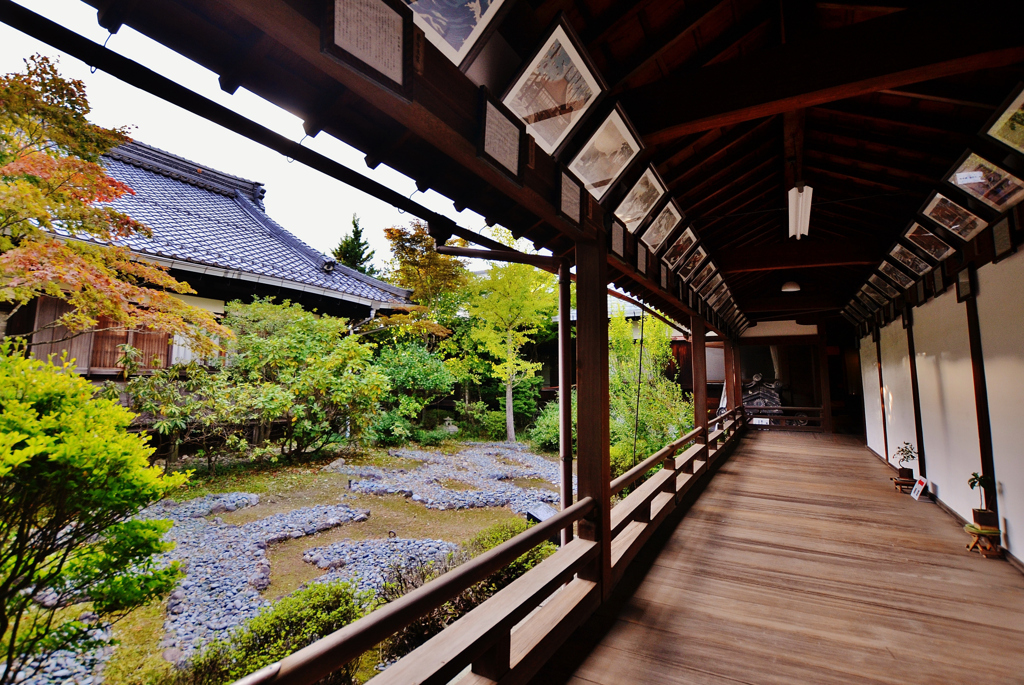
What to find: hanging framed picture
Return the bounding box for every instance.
[615,167,666,233]
[905,222,955,262]
[915,279,927,304]
[956,267,975,302]
[855,290,877,311]
[478,87,526,183]
[848,298,869,319]
[699,273,723,299]
[983,83,1024,156]
[503,19,604,156]
[869,274,900,299]
[921,192,988,242]
[946,152,1024,212]
[558,168,583,225]
[568,106,642,200]
[890,244,931,276]
[323,0,415,99]
[862,283,887,307]
[992,217,1016,262]
[404,0,510,70]
[692,262,716,291]
[661,227,698,269]
[932,267,945,296]
[879,260,914,290]
[660,264,669,290]
[610,219,625,258]
[677,246,707,281]
[639,200,682,252]
[636,242,647,275]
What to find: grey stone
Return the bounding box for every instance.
[162,648,183,663]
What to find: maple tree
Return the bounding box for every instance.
[0,55,228,354]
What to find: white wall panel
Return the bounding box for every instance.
[977,248,1024,555]
[859,336,885,459]
[914,292,980,522]
[880,321,917,473]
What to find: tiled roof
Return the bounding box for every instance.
[101,141,411,307]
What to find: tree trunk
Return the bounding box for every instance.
[505,377,515,443]
[0,311,8,340]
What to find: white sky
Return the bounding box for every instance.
[0,0,498,273]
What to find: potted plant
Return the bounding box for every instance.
[893,442,917,480]
[968,472,999,528]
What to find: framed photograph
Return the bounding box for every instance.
[984,83,1024,156]
[405,0,509,69]
[855,290,877,311]
[879,260,914,289]
[478,87,526,182]
[905,222,955,262]
[915,279,927,304]
[848,298,869,319]
[660,264,669,290]
[932,267,945,296]
[610,219,625,257]
[639,201,682,253]
[323,0,414,99]
[615,167,666,233]
[558,169,582,224]
[636,242,647,275]
[709,284,729,309]
[921,192,988,242]
[692,262,716,291]
[862,283,887,307]
[661,227,698,269]
[503,19,604,156]
[956,267,974,302]
[992,217,1015,262]
[699,273,723,298]
[841,311,859,327]
[569,107,642,200]
[869,274,899,299]
[947,152,1024,211]
[890,244,931,275]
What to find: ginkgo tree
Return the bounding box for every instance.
[469,229,556,442]
[0,56,228,354]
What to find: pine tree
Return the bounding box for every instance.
[332,214,378,276]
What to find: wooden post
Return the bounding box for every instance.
[691,317,708,441]
[965,295,999,521]
[558,259,574,546]
[875,329,888,461]
[574,239,611,597]
[723,339,737,412]
[732,338,744,409]
[904,310,927,478]
[817,324,833,434]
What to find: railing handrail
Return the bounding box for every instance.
[742,405,821,413]
[232,496,596,685]
[610,426,704,496]
[707,406,739,428]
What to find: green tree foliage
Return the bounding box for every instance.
[383,221,469,327]
[0,55,228,353]
[371,343,455,445]
[529,389,576,453]
[331,214,377,277]
[0,344,185,685]
[173,581,370,685]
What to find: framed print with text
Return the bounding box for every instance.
[569,106,642,200]
[947,152,1024,211]
[323,0,414,99]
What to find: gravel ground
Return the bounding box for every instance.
[303,537,458,593]
[326,442,574,513]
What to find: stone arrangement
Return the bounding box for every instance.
[303,537,458,593]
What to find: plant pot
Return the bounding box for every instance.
[973,509,999,529]
[897,467,914,480]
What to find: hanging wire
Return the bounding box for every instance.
[631,312,646,468]
[285,134,309,163]
[90,33,113,73]
[396,188,420,214]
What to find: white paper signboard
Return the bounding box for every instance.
[910,477,928,501]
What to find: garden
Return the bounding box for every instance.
[0,57,694,685]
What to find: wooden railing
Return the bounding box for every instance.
[232,408,748,685]
[743,405,823,432]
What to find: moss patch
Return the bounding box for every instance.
[511,477,558,493]
[437,478,476,491]
[103,600,172,685]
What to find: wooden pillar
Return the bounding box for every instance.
[817,324,833,434]
[732,339,744,409]
[691,316,708,440]
[875,329,889,461]
[575,239,611,597]
[904,310,927,478]
[723,339,737,411]
[965,294,999,521]
[558,259,574,545]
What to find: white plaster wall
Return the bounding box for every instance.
[859,337,885,459]
[880,321,917,474]
[913,292,980,521]
[977,248,1024,555]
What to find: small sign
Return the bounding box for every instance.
[955,171,984,185]
[911,477,928,500]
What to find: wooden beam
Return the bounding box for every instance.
[623,1,1024,143]
[783,108,806,190]
[575,238,611,599]
[718,241,880,273]
[741,294,841,312]
[691,316,708,440]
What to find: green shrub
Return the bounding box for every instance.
[413,427,450,447]
[172,581,371,685]
[369,410,414,446]
[377,518,555,663]
[480,411,507,441]
[529,390,576,453]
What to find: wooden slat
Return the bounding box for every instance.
[539,432,1024,685]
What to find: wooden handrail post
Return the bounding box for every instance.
[575,238,611,599]
[723,339,737,412]
[691,316,708,443]
[558,258,574,545]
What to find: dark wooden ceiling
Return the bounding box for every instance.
[67,0,1024,331]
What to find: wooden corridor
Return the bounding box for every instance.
[537,431,1024,685]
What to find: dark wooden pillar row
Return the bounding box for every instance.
[733,338,744,408]
[575,239,611,597]
[965,296,999,520]
[817,324,833,434]
[723,339,737,411]
[904,311,927,478]
[558,259,574,546]
[875,331,889,461]
[691,317,708,440]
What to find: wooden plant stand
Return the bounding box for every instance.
[964,524,1003,559]
[891,477,917,493]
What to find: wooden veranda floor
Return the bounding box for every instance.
[537,431,1024,684]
